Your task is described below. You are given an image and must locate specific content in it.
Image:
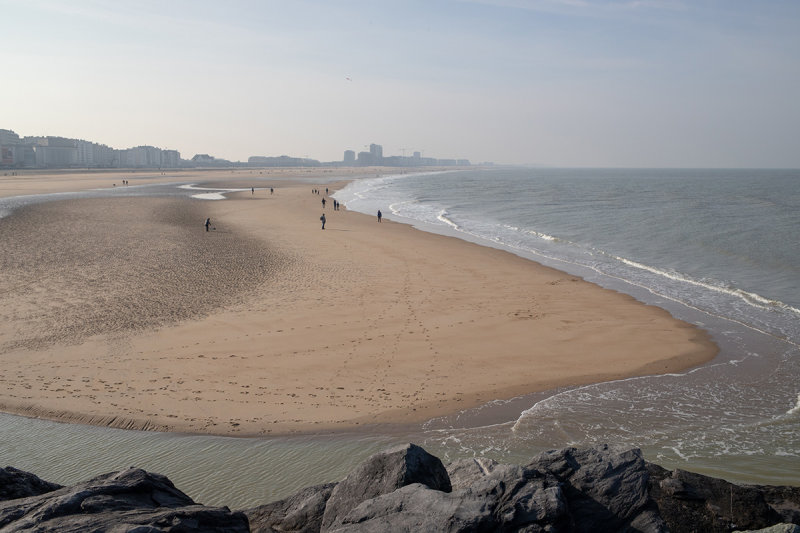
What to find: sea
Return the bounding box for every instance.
[1,167,798,508]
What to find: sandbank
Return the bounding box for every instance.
[0,167,384,199]
[0,169,717,436]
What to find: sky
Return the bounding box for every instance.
[2,0,799,167]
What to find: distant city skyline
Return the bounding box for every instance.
[1,127,471,169]
[2,1,799,168]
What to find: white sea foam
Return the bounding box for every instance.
[388,200,416,217]
[525,229,557,242]
[437,210,460,230]
[787,393,800,416]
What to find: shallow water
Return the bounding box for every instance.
[0,412,401,507]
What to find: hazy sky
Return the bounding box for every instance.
[2,0,799,167]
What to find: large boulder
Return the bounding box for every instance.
[331,463,567,532]
[527,444,667,532]
[0,466,62,502]
[246,482,336,533]
[0,467,248,532]
[648,463,800,533]
[320,443,451,531]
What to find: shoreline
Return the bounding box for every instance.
[0,166,453,200]
[0,169,718,438]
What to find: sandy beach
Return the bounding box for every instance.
[0,169,717,436]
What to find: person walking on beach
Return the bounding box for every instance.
[251,187,254,195]
[377,210,382,223]
[322,198,326,208]
[204,217,211,232]
[320,213,326,230]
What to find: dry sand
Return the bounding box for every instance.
[0,169,717,436]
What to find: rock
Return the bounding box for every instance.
[246,482,336,533]
[446,457,500,490]
[734,525,800,533]
[0,466,62,502]
[250,443,799,533]
[759,486,800,525]
[647,463,800,533]
[527,444,667,532]
[332,464,568,532]
[320,443,451,531]
[329,483,482,532]
[0,467,248,532]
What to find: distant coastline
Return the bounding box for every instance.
[1,127,481,171]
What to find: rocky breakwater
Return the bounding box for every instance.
[2,444,799,532]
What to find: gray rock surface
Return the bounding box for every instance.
[332,464,567,532]
[246,482,336,533]
[647,463,800,533]
[320,442,451,531]
[0,467,248,532]
[734,525,800,533]
[0,466,62,502]
[527,444,667,532]
[445,457,500,491]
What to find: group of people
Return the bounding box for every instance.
[322,198,342,211]
[317,188,336,229]
[204,186,382,233]
[320,206,382,230]
[315,183,384,230]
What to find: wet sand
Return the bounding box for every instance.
[0,169,717,436]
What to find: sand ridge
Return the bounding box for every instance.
[0,169,718,436]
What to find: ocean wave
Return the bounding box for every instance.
[437,210,460,230]
[788,393,800,416]
[386,200,407,215]
[612,255,800,317]
[522,227,558,242]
